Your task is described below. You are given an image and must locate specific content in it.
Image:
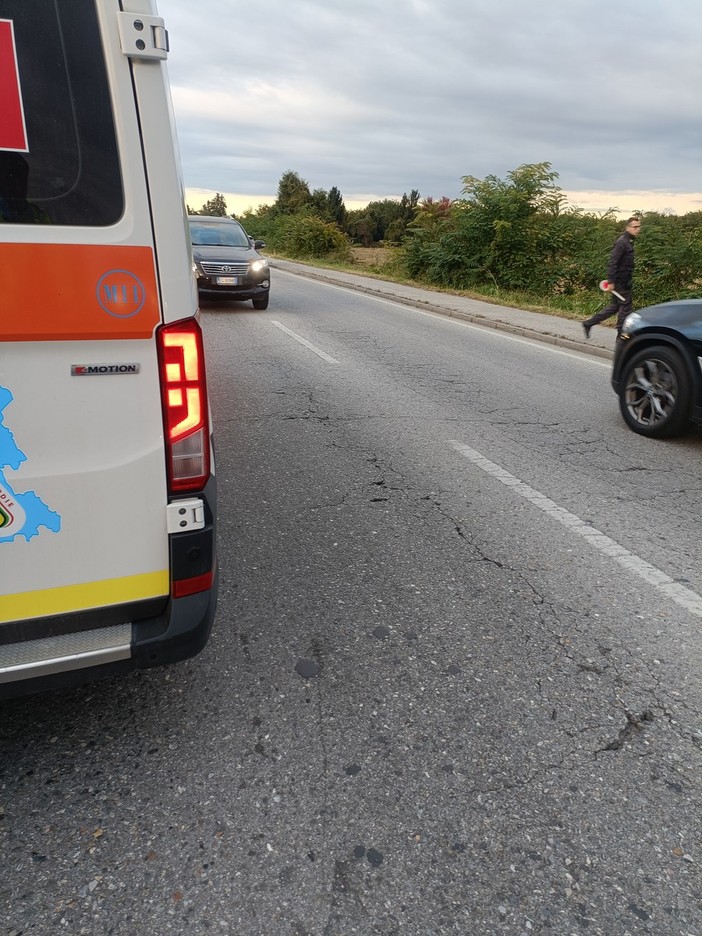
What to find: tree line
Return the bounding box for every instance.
[190,164,702,312]
[189,171,420,256]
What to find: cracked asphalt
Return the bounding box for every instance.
[2,268,702,935]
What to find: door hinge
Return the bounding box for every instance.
[167,498,205,534]
[118,12,169,61]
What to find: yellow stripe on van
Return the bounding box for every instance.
[0,571,169,625]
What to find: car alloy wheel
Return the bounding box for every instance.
[619,345,691,438]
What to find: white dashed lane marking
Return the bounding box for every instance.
[449,439,702,621]
[270,321,339,364]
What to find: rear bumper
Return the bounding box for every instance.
[0,578,218,699]
[0,576,218,699]
[132,569,218,670]
[0,478,219,699]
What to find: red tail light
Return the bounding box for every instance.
[157,318,210,492]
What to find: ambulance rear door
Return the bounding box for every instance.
[0,2,197,658]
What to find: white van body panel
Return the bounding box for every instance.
[0,1,171,624]
[1,339,169,617]
[0,0,217,693]
[108,0,200,322]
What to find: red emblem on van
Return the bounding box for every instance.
[97,270,146,319]
[0,19,28,152]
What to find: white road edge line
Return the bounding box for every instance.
[449,439,702,621]
[275,269,610,368]
[270,320,339,364]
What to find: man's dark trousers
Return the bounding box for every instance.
[584,289,632,333]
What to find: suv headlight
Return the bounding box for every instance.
[621,311,642,334]
[250,259,268,273]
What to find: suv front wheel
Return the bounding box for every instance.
[619,345,691,438]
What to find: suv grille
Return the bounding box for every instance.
[201,261,249,276]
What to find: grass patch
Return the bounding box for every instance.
[268,247,615,326]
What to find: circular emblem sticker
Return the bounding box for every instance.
[97,270,146,318]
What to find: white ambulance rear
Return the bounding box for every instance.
[0,0,218,697]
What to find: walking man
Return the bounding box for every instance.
[583,216,641,338]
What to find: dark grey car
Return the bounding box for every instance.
[611,299,702,437]
[189,215,270,309]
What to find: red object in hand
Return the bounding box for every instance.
[598,279,625,301]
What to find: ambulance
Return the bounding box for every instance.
[0,0,218,697]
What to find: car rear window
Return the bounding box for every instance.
[0,0,123,226]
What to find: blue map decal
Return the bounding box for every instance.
[0,385,61,543]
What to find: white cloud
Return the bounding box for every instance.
[172,81,372,129]
[160,0,702,212]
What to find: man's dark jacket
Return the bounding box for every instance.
[607,231,635,289]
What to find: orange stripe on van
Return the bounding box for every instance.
[1,243,161,340]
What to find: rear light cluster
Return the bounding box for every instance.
[157,318,210,493]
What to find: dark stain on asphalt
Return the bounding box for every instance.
[367,848,384,868]
[295,659,320,679]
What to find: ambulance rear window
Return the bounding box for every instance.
[0,1,123,226]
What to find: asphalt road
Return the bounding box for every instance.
[2,270,702,936]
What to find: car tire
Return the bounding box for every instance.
[252,295,269,310]
[619,345,691,438]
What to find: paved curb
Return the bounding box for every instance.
[271,260,615,363]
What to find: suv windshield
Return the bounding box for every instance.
[190,220,251,248]
[0,0,123,226]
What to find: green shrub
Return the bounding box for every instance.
[280,214,352,261]
[240,209,352,262]
[400,164,702,312]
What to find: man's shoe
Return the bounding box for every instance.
[582,323,591,339]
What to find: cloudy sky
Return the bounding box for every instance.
[158,0,701,217]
